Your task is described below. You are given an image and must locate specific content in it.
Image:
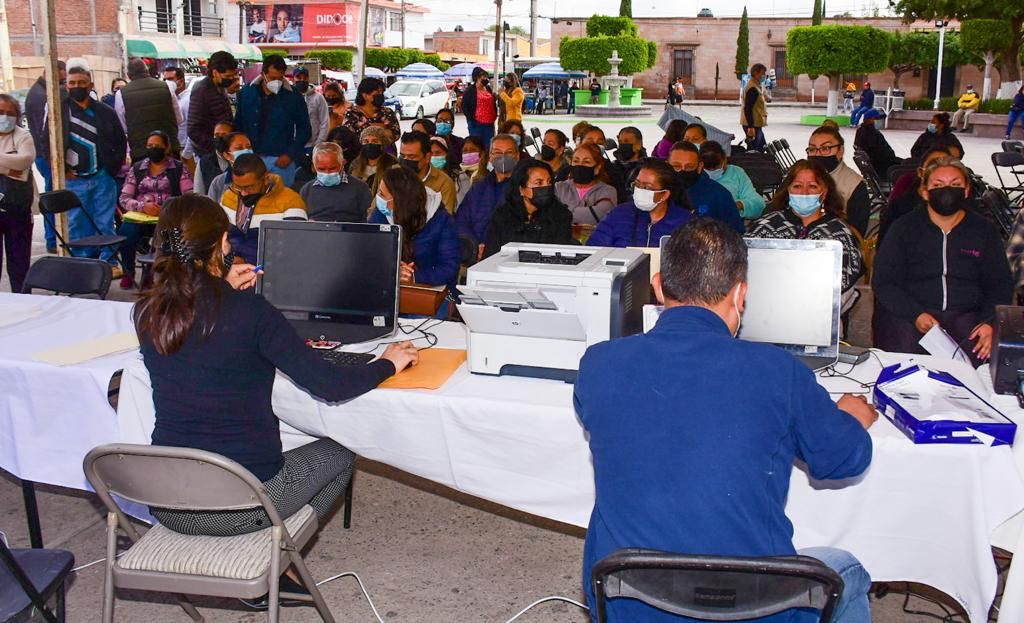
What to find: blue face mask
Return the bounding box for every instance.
[0,115,15,133]
[231,148,253,160]
[706,168,725,181]
[317,171,342,187]
[927,123,938,134]
[375,195,392,218]
[789,193,822,217]
[430,155,447,169]
[436,122,453,136]
[511,134,522,147]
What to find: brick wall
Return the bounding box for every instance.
[10,0,123,60]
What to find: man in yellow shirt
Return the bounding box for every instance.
[951,84,981,132]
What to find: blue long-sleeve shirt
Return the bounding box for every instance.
[574,306,872,622]
[861,88,875,109]
[686,171,746,233]
[455,173,509,243]
[370,201,461,292]
[586,201,694,248]
[234,77,311,163]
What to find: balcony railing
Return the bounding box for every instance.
[137,8,223,38]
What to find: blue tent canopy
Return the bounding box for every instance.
[444,62,492,79]
[396,62,445,79]
[522,62,586,80]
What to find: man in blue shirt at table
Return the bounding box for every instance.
[574,218,877,623]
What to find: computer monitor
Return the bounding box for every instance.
[739,238,842,368]
[255,221,401,344]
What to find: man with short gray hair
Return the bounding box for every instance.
[299,142,371,222]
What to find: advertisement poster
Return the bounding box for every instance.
[246,3,358,46]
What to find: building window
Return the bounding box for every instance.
[773,50,793,87]
[672,49,694,85]
[388,11,403,32]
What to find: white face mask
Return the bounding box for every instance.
[0,115,15,134]
[633,188,662,212]
[165,79,177,92]
[266,79,283,95]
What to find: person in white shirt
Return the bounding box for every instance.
[0,94,37,293]
[291,66,329,156]
[163,66,193,168]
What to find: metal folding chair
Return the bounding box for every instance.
[777,139,799,168]
[592,548,844,623]
[992,152,1024,208]
[1002,140,1024,155]
[21,256,113,299]
[84,443,338,623]
[37,190,126,261]
[0,538,74,623]
[980,187,1018,241]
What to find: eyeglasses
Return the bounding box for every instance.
[230,179,265,194]
[806,144,840,156]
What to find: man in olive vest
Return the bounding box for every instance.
[115,58,182,162]
[740,63,768,151]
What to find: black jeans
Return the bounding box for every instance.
[872,304,983,367]
[0,211,33,293]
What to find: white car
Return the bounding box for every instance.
[389,79,451,119]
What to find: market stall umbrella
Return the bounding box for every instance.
[364,66,387,79]
[444,62,492,79]
[522,62,586,80]
[395,63,445,79]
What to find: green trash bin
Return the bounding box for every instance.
[573,90,592,107]
[620,88,643,106]
[598,90,609,105]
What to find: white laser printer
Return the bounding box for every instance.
[456,243,650,382]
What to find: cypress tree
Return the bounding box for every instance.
[619,0,631,18]
[735,7,750,79]
[812,0,822,25]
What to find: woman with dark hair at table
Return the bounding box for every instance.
[136,195,418,555]
[483,159,574,258]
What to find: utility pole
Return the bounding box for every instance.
[400,0,406,48]
[356,0,370,83]
[933,19,946,110]
[0,0,14,92]
[39,0,67,241]
[493,0,502,78]
[529,0,537,56]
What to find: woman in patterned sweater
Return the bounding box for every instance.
[747,159,864,293]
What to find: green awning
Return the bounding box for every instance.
[126,38,189,60]
[228,43,263,61]
[127,39,262,61]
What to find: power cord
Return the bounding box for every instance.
[503,595,589,623]
[315,571,386,623]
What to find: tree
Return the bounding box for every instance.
[892,0,1023,88]
[304,49,353,71]
[736,7,750,80]
[619,0,632,18]
[485,23,529,37]
[560,15,656,76]
[787,25,893,115]
[888,31,971,88]
[812,0,823,26]
[961,19,1013,100]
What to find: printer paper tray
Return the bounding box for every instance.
[456,302,587,341]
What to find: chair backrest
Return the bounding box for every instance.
[84,444,271,513]
[21,256,112,298]
[980,187,1017,240]
[993,151,1024,169]
[37,189,84,216]
[887,163,917,188]
[1003,140,1024,155]
[592,549,843,623]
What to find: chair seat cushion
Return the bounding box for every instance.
[118,505,315,580]
[0,549,75,620]
[67,235,127,248]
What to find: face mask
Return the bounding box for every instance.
[69,86,90,103]
[0,115,16,133]
[614,143,635,161]
[482,79,490,88]
[511,134,522,147]
[241,192,262,208]
[436,122,453,136]
[146,147,166,163]
[294,80,309,93]
[218,77,235,89]
[231,148,253,161]
[572,165,596,184]
[633,188,662,212]
[325,96,341,105]
[430,155,447,169]
[789,193,822,217]
[361,143,383,160]
[462,152,481,166]
[317,171,342,187]
[540,145,557,161]
[928,186,966,217]
[927,123,938,134]
[375,195,392,218]
[706,168,725,181]
[674,169,700,189]
[372,93,386,107]
[529,185,555,208]
[400,158,421,173]
[491,154,517,175]
[165,80,178,92]
[809,155,839,171]
[265,79,283,95]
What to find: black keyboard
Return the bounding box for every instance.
[318,350,376,366]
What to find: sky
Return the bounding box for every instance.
[408,0,895,40]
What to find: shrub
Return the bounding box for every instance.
[561,34,655,75]
[586,15,638,37]
[260,48,289,60]
[304,49,353,70]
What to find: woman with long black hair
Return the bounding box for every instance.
[483,159,574,257]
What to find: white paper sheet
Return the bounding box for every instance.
[919,324,972,365]
[0,302,43,328]
[31,332,140,366]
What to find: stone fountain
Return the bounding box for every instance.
[575,49,651,118]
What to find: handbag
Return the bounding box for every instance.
[0,174,34,217]
[399,284,448,316]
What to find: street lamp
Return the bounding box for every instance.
[933,19,946,111]
[503,21,510,77]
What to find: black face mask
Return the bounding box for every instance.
[400,158,421,173]
[540,145,557,161]
[69,87,90,103]
[361,143,383,160]
[809,155,840,172]
[213,135,229,155]
[529,185,555,208]
[571,165,596,184]
[294,80,309,93]
[241,193,262,208]
[482,79,491,89]
[147,147,166,163]
[928,186,966,217]
[372,93,386,107]
[674,169,700,189]
[614,143,635,161]
[325,96,341,105]
[218,77,235,89]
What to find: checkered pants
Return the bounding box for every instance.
[151,439,355,537]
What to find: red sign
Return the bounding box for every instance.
[302,3,360,45]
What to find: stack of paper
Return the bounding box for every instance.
[31,333,140,366]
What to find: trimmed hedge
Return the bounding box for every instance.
[304,49,353,70]
[364,48,449,73]
[787,25,893,78]
[586,15,637,37]
[561,34,655,75]
[904,97,1014,114]
[260,48,289,60]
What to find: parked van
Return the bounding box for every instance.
[389,79,451,119]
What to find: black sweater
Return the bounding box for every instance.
[483,199,575,258]
[872,207,1012,324]
[142,283,395,480]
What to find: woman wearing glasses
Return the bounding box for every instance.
[804,126,872,238]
